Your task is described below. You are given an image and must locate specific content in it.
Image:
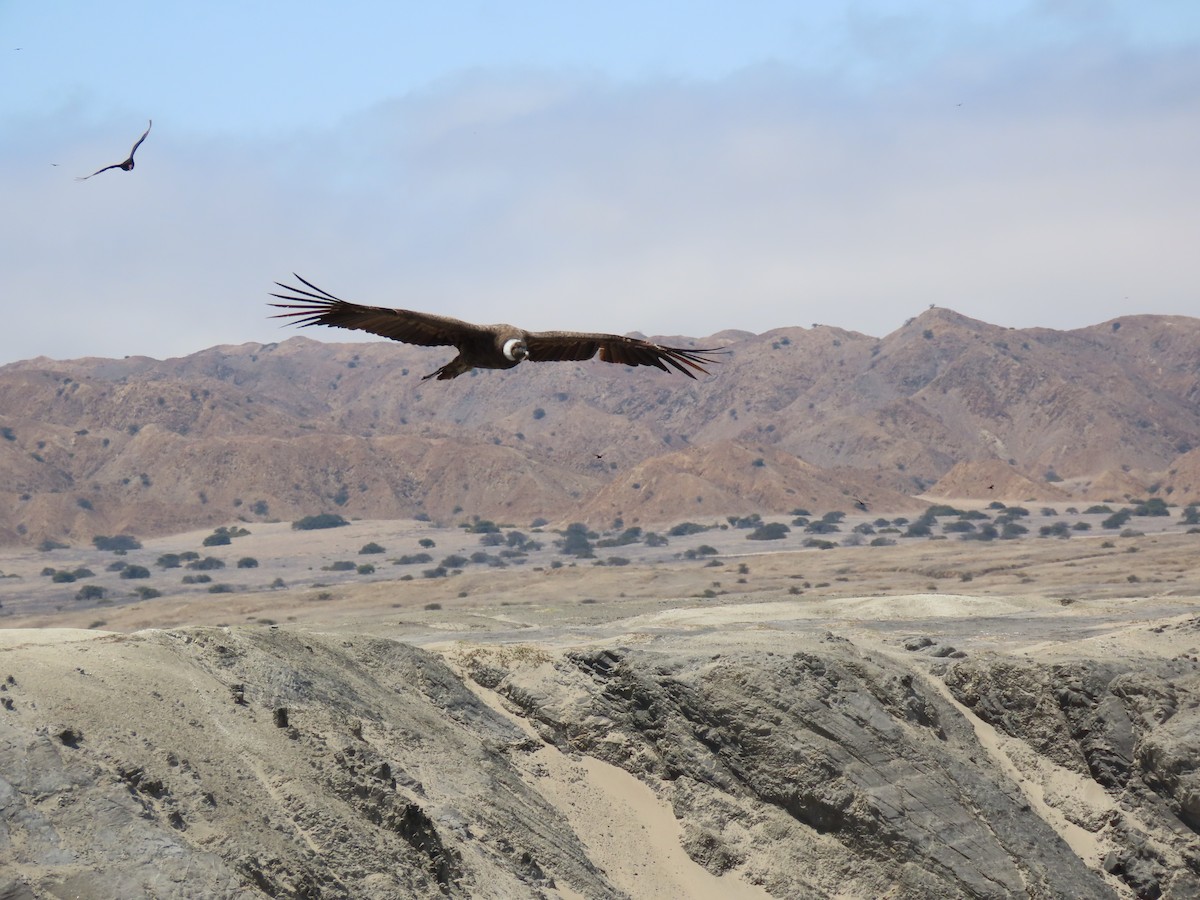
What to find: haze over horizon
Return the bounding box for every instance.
[2,1,1198,366]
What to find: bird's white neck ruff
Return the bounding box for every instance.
[503,338,525,362]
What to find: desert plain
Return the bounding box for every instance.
[2,504,1198,899]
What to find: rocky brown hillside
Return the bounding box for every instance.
[1,309,1197,544]
[4,615,1198,899]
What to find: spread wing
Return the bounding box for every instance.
[524,331,723,378]
[128,119,152,158]
[76,163,122,181]
[269,274,483,348]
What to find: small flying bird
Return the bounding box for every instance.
[76,119,152,181]
[270,275,723,381]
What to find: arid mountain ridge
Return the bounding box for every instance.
[1,306,1198,545]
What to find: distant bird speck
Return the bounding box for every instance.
[76,119,152,181]
[270,275,724,382]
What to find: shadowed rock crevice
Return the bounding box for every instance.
[468,641,1119,899]
[943,657,1200,898]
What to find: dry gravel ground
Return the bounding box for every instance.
[1,514,1198,898]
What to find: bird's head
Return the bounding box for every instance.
[502,338,528,363]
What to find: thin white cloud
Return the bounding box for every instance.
[1,28,1198,365]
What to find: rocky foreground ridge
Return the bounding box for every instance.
[1,308,1198,544]
[2,620,1197,899]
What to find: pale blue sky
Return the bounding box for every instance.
[2,1,1198,363]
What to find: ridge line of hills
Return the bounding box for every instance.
[1,307,1198,545]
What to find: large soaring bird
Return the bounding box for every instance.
[270,275,722,381]
[77,119,152,181]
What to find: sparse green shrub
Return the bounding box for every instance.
[962,524,998,541]
[203,532,232,546]
[1102,510,1132,530]
[668,522,710,537]
[76,584,106,601]
[557,523,596,558]
[1132,498,1170,517]
[748,523,790,541]
[324,561,356,571]
[93,534,141,552]
[237,557,259,568]
[806,521,840,534]
[597,527,644,548]
[943,520,975,533]
[359,542,386,554]
[187,556,225,571]
[120,565,151,579]
[291,513,349,531]
[924,505,962,518]
[1039,522,1072,538]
